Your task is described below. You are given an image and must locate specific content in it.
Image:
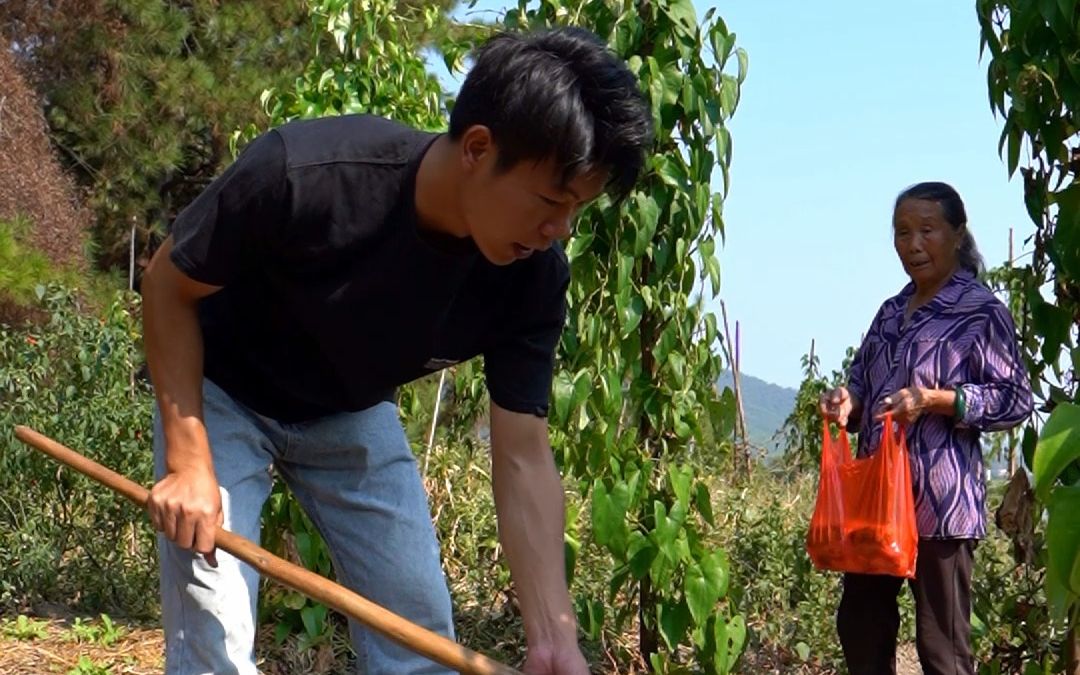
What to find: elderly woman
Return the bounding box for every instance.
[819,182,1033,675]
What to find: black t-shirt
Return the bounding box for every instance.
[168,114,569,423]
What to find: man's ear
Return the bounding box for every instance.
[460,125,495,174]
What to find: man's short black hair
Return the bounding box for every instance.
[450,26,652,201]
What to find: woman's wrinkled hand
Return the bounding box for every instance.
[820,386,854,427]
[876,387,932,426]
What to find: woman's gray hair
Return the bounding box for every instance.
[894,181,985,276]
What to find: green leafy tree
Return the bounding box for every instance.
[978,2,1080,671]
[1,0,461,273]
[498,1,748,671]
[239,0,451,138]
[0,0,313,270]
[0,287,156,616]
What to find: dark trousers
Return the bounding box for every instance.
[837,539,976,675]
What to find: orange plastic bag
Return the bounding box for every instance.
[806,413,918,578]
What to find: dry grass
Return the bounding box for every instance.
[0,609,925,674]
[0,45,89,272]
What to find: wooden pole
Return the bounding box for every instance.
[735,320,749,471]
[422,369,448,476]
[128,221,137,292]
[1007,226,1018,477]
[720,301,748,470]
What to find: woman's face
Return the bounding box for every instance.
[893,198,961,292]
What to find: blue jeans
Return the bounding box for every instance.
[154,378,455,674]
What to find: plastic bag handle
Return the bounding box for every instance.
[880,411,908,460]
[821,419,852,466]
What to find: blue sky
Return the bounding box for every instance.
[443,1,1032,389]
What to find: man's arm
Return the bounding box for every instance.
[142,235,225,564]
[489,402,586,675]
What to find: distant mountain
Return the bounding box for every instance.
[716,372,798,451]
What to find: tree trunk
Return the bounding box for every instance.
[1066,607,1080,675]
[636,255,661,670]
[638,578,658,669]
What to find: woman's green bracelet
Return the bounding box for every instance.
[954,385,967,421]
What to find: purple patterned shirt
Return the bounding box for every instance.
[847,270,1033,539]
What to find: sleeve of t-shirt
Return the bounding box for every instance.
[168,129,289,286]
[483,258,570,417]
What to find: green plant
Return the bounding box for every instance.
[67,656,112,675]
[1033,404,1080,666]
[258,486,339,651]
[487,1,748,671]
[978,3,1080,670]
[0,286,156,616]
[0,216,55,304]
[1,614,50,640]
[971,490,1065,674]
[0,216,124,324]
[66,614,125,647]
[0,216,120,313]
[718,469,847,671]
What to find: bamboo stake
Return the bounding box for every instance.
[422,368,448,476]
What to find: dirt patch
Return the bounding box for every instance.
[896,642,923,675]
[734,641,922,674]
[0,613,350,675]
[0,616,163,675]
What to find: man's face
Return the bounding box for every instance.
[458,127,609,265]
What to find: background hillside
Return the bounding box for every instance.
[717,371,797,452]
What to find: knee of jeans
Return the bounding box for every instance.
[329,543,452,632]
[394,567,453,625]
[379,556,453,631]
